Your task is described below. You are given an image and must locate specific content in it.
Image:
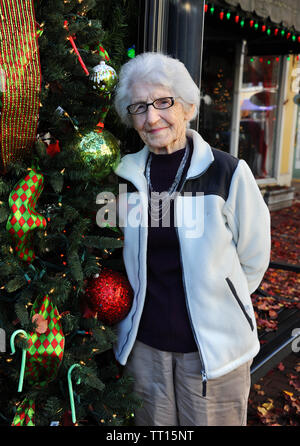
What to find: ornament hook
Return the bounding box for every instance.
[10,329,28,392]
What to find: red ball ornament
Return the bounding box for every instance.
[84,268,133,326]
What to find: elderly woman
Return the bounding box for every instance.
[112,52,270,426]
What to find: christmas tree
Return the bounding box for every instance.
[0,0,141,426]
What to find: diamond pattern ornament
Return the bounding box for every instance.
[11,398,35,426]
[6,168,47,262]
[25,295,65,388]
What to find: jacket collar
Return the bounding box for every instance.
[185,129,214,179]
[114,129,214,191]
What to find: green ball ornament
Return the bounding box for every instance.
[78,129,121,181]
[89,61,118,96]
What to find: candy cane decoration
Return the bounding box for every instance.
[68,364,81,424]
[10,329,28,392]
[64,21,89,76]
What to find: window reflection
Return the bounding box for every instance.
[239,56,280,178]
[199,49,281,179]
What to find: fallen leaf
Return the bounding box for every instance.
[257,406,268,416]
[288,376,300,392]
[277,362,285,371]
[262,399,274,411]
[268,309,278,319]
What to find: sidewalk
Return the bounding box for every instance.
[292,180,300,202]
[247,195,300,426]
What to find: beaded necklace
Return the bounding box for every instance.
[145,141,190,222]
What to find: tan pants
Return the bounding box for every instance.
[126,340,252,426]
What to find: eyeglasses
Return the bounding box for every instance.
[127,97,175,115]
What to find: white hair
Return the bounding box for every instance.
[113,52,200,127]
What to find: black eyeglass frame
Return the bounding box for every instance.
[127,97,175,115]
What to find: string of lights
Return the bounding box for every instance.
[204,2,300,44]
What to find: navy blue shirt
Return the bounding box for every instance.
[136,141,198,353]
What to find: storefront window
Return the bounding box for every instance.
[198,49,235,153]
[239,55,281,178]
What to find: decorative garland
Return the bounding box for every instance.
[0,0,41,171]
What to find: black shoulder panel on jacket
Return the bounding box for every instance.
[182,148,239,201]
[116,177,138,193]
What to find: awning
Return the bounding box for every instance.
[223,0,300,32]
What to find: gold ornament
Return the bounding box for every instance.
[77,128,120,181]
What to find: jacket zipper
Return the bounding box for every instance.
[175,225,207,397]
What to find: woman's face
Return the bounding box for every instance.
[130,83,195,154]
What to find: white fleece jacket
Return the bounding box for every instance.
[113,129,271,380]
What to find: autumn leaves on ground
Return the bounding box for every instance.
[247,201,300,426]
